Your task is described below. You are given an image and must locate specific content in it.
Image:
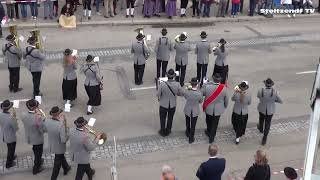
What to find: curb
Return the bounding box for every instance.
[3,13,320,29]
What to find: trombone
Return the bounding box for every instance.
[85,126,107,145]
[36,108,47,119]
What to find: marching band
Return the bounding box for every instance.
[0,26,284,180]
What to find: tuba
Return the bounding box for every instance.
[85,126,107,145]
[9,25,20,48]
[30,29,42,49]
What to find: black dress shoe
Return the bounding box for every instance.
[33,166,44,175]
[6,161,16,169]
[165,129,171,136]
[261,137,267,145]
[209,138,214,144]
[158,130,165,137]
[64,166,71,175]
[189,137,194,144]
[13,88,23,93]
[131,15,134,17]
[126,15,129,18]
[87,111,93,115]
[88,169,95,178]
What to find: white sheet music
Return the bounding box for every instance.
[35,96,42,104]
[13,100,19,108]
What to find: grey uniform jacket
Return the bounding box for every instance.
[80,64,101,86]
[44,119,68,154]
[69,128,98,164]
[195,40,211,64]
[214,47,228,66]
[63,63,77,80]
[231,91,252,115]
[2,43,22,68]
[131,41,150,65]
[184,89,203,117]
[23,46,46,72]
[155,36,173,61]
[21,112,46,145]
[257,87,283,115]
[0,112,18,143]
[174,42,192,66]
[201,82,229,116]
[157,79,184,109]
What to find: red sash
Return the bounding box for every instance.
[202,84,225,111]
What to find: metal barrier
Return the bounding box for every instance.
[111,136,118,180]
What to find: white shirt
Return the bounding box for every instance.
[281,0,292,4]
[209,156,217,159]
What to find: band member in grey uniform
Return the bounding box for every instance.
[213,38,228,84]
[155,28,173,80]
[70,117,101,180]
[131,33,150,85]
[174,33,191,87]
[23,36,46,97]
[21,99,46,174]
[157,69,184,136]
[2,35,23,93]
[231,81,251,145]
[183,78,203,143]
[201,73,228,143]
[62,49,78,105]
[80,55,102,115]
[45,106,71,180]
[257,78,283,145]
[195,31,211,87]
[0,100,18,169]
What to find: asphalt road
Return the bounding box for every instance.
[0,17,319,179]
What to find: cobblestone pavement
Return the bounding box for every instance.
[0,116,309,174]
[0,32,319,63]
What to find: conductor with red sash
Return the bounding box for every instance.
[201,73,228,143]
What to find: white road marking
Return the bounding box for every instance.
[296,71,316,75]
[0,99,30,104]
[130,86,156,91]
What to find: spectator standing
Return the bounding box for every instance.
[6,1,16,21]
[161,165,178,180]
[83,0,92,20]
[196,144,226,180]
[248,0,256,16]
[104,0,115,18]
[166,0,177,18]
[238,0,244,13]
[126,0,135,17]
[244,150,271,180]
[231,81,251,145]
[231,0,240,17]
[154,0,162,16]
[30,0,38,20]
[53,0,59,17]
[217,0,227,17]
[59,2,76,28]
[14,0,20,19]
[284,167,299,180]
[180,0,189,17]
[44,0,54,19]
[257,78,283,145]
[96,0,102,15]
[143,0,155,18]
[281,0,295,17]
[19,0,28,20]
[201,0,213,17]
[192,0,201,17]
[0,3,5,38]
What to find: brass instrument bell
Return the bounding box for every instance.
[30,29,42,49]
[85,126,107,145]
[9,25,20,48]
[134,27,144,34]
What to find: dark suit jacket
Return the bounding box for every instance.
[196,157,226,180]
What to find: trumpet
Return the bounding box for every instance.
[85,126,107,145]
[9,25,20,48]
[30,29,42,50]
[36,108,47,118]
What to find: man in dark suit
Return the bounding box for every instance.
[196,144,226,180]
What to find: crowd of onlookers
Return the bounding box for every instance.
[160,144,301,180]
[0,0,318,22]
